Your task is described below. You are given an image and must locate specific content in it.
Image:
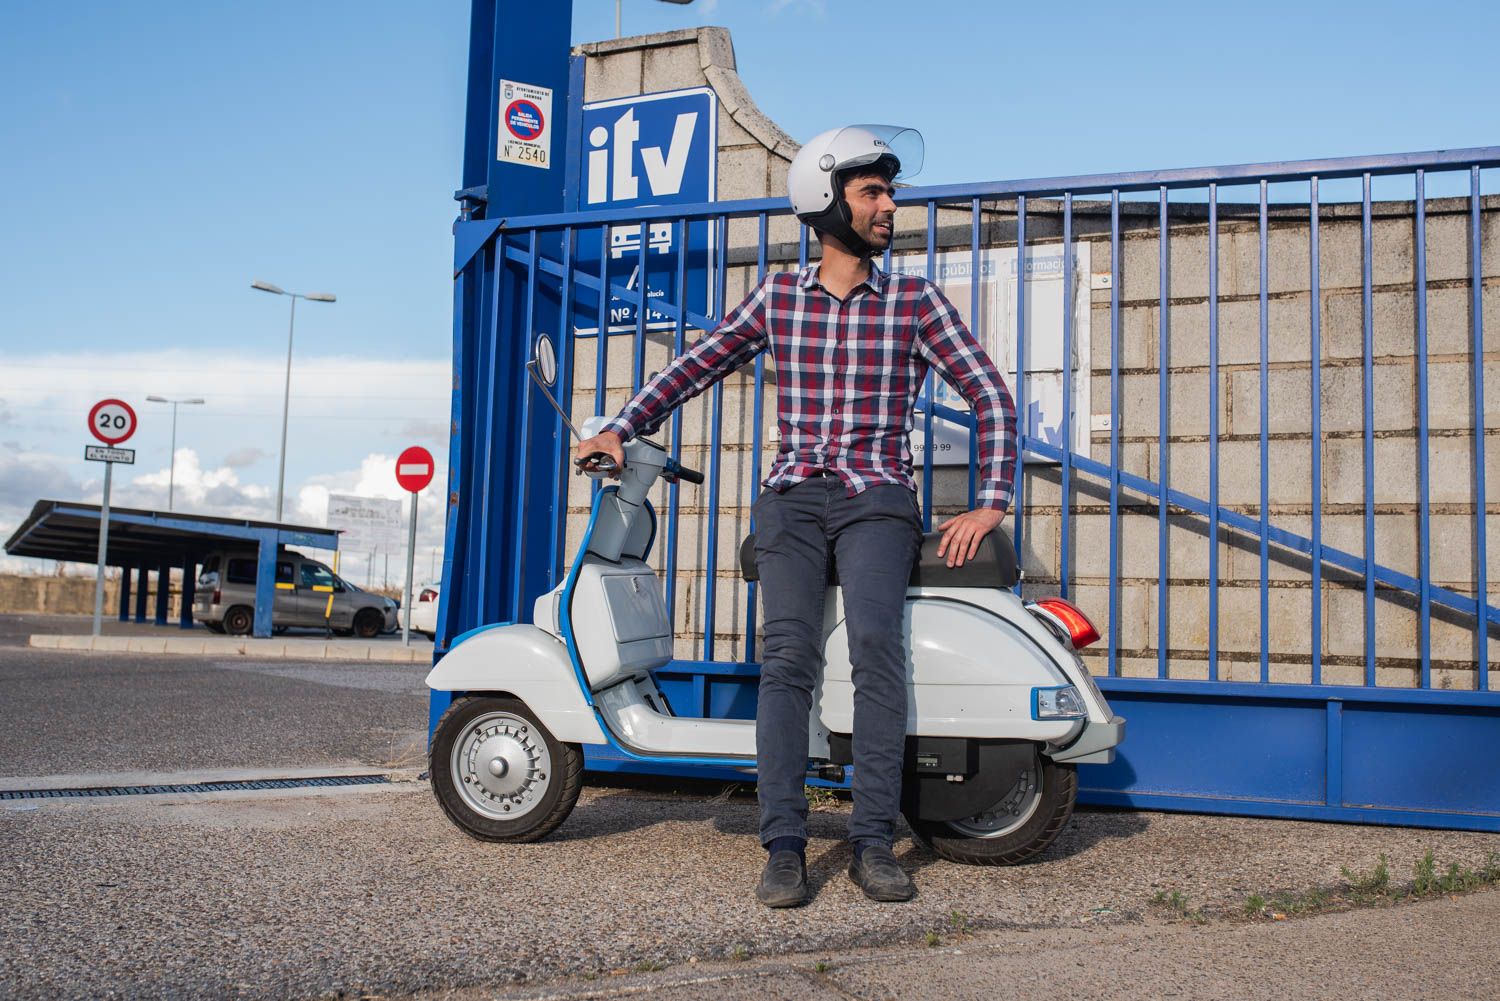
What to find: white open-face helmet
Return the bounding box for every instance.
[787,125,923,256]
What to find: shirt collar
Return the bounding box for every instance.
[799,260,889,297]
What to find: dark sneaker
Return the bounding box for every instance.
[755,850,808,908]
[848,844,915,902]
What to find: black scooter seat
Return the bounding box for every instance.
[738,529,1019,589]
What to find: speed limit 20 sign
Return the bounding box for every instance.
[88,399,137,446]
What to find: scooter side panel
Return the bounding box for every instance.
[818,595,1083,743]
[424,624,608,745]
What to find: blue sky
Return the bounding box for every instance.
[2,0,1496,572]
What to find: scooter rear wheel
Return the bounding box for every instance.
[904,755,1076,866]
[430,696,583,843]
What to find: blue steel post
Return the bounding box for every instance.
[508,229,541,621]
[1157,187,1170,677]
[1471,166,1489,688]
[595,227,610,419]
[1258,181,1270,683]
[744,212,769,662]
[1415,171,1432,685]
[134,564,148,624]
[549,227,575,587]
[153,560,169,626]
[1207,184,1219,680]
[702,214,729,657]
[117,561,130,622]
[251,542,275,637]
[1361,175,1377,685]
[1310,177,1323,685]
[1013,196,1027,590]
[664,218,688,628]
[968,199,980,510]
[921,201,936,531]
[633,221,648,391]
[1059,193,1074,597]
[1108,189,1121,676]
[179,553,195,628]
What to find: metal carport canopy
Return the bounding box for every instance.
[4,499,341,637]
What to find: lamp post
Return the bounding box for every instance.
[145,395,205,510]
[251,280,336,521]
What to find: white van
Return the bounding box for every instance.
[194,548,397,638]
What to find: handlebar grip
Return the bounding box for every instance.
[674,464,705,485]
[575,452,619,473]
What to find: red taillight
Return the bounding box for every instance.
[1032,598,1100,649]
[212,589,222,604]
[418,588,437,603]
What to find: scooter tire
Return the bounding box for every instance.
[430,695,584,843]
[904,758,1077,866]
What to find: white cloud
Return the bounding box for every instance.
[121,449,270,515]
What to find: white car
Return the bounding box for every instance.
[408,583,441,639]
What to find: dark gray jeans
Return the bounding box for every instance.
[751,476,923,847]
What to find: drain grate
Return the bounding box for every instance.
[1,774,391,800]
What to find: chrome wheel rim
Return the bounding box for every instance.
[450,711,552,821]
[946,763,1043,839]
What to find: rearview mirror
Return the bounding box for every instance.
[532,334,558,388]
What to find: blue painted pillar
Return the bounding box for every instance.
[117,563,131,621]
[252,536,278,639]
[179,554,196,628]
[435,0,573,663]
[133,565,149,623]
[153,560,170,626]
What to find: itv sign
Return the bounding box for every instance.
[575,88,718,334]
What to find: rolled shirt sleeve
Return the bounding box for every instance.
[913,282,1018,513]
[602,278,770,442]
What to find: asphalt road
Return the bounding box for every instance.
[4,635,1500,999]
[0,643,431,779]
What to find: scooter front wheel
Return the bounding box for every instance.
[430,696,583,843]
[905,755,1077,866]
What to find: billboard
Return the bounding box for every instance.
[326,494,403,555]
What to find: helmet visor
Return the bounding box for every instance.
[835,125,924,182]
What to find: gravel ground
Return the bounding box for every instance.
[0,647,430,778]
[3,782,1498,1000]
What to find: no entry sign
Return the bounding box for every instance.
[88,399,137,446]
[395,446,435,493]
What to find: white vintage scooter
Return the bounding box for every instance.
[426,335,1124,864]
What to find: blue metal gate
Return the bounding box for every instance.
[435,71,1500,832]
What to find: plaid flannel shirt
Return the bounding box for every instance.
[603,261,1018,512]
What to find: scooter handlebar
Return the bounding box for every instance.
[574,452,619,478]
[670,462,704,485]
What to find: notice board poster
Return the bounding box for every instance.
[890,244,1092,466]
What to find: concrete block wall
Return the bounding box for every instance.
[566,28,1499,688]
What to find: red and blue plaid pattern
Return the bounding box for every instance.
[603,261,1017,512]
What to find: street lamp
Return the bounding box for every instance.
[145,395,206,510]
[251,280,337,521]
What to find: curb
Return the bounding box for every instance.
[27,633,432,663]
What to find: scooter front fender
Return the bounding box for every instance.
[425,624,607,746]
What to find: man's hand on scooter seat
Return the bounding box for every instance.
[575,430,625,478]
[935,507,1005,568]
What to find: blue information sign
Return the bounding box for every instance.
[573,88,718,332]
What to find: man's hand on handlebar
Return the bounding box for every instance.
[574,430,625,478]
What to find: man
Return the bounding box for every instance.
[575,125,1017,906]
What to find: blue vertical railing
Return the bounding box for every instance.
[469,146,1499,698]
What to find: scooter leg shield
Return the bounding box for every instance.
[425,624,607,746]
